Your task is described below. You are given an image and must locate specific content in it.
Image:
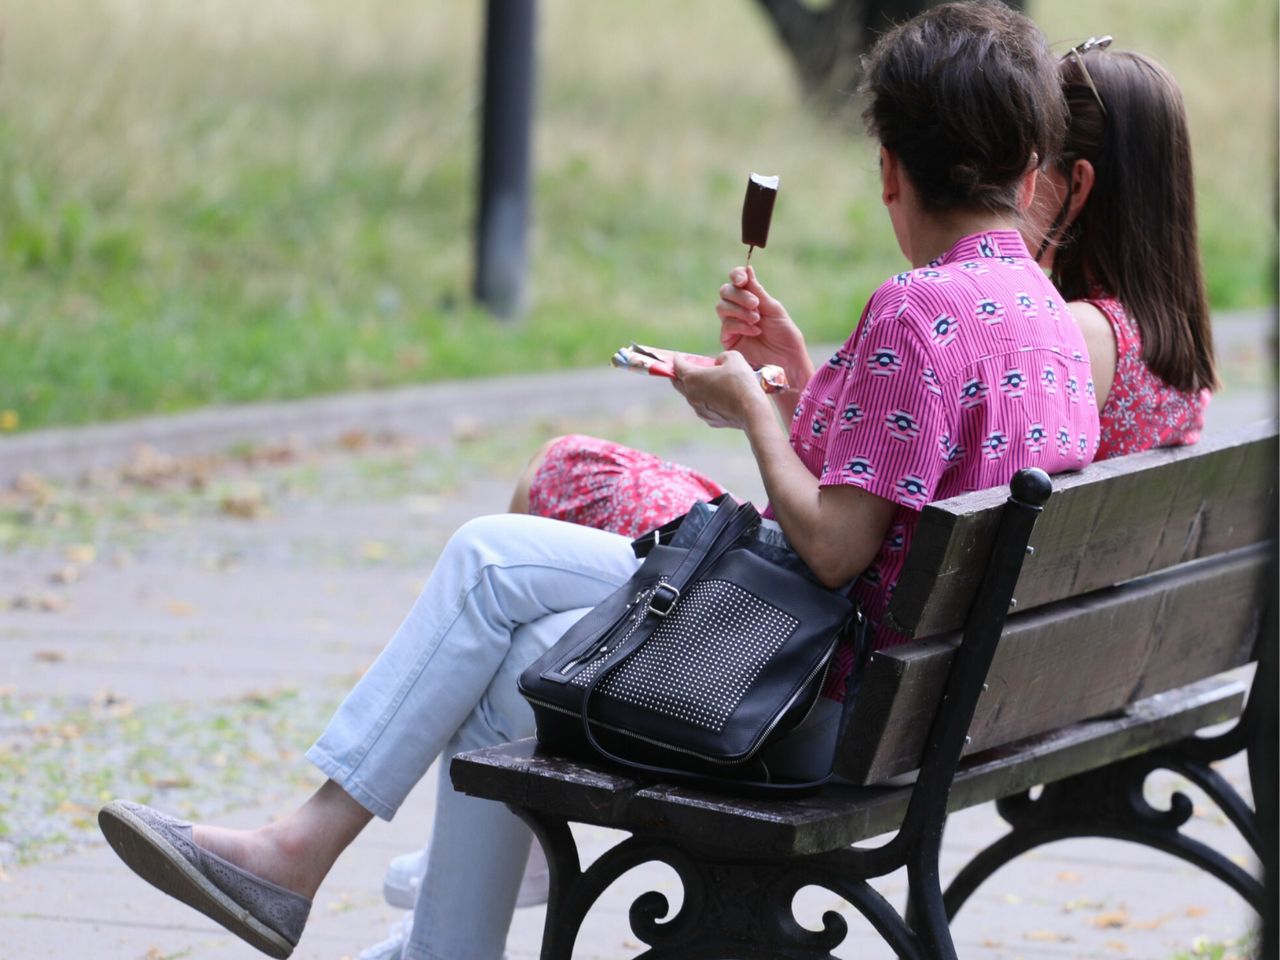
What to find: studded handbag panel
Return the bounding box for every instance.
[571,579,798,733]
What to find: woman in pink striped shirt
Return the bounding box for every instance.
[361,33,1219,960]
[517,45,1216,544]
[99,6,1101,960]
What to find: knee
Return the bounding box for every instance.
[510,435,573,514]
[449,513,519,560]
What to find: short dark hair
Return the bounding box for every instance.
[1050,50,1218,394]
[859,0,1066,215]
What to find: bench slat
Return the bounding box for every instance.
[839,543,1270,783]
[889,422,1277,639]
[449,677,1244,856]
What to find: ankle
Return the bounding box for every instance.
[192,823,319,900]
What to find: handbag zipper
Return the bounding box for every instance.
[556,586,656,677]
[557,642,609,676]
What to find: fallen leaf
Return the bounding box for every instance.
[980,938,1002,949]
[13,472,53,500]
[361,540,389,561]
[1056,870,1082,883]
[452,417,486,443]
[1130,912,1172,931]
[39,593,68,613]
[165,600,196,617]
[1104,939,1129,953]
[12,590,65,612]
[1184,906,1209,919]
[145,948,166,960]
[50,565,80,584]
[150,776,193,790]
[34,650,65,663]
[0,409,18,431]
[1024,929,1073,942]
[327,892,355,913]
[1091,910,1131,929]
[338,430,371,451]
[220,483,269,519]
[65,544,96,565]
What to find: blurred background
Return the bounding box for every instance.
[0,0,1274,432]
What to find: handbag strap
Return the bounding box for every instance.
[630,493,744,560]
[648,499,760,617]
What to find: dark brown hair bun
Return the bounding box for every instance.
[859,0,1066,215]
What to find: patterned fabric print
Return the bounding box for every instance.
[1089,297,1209,460]
[527,434,727,539]
[775,231,1100,700]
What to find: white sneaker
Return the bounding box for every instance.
[353,913,513,960]
[356,914,412,960]
[516,840,549,908]
[382,850,426,910]
[382,843,550,911]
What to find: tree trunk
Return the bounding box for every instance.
[754,0,1026,118]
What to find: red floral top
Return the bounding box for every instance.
[1090,297,1209,460]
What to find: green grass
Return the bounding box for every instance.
[1169,932,1259,959]
[0,0,1273,431]
[0,684,341,866]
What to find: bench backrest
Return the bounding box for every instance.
[837,421,1277,784]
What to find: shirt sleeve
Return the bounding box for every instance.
[818,299,954,511]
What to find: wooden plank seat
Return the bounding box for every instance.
[454,676,1244,856]
[451,421,1277,960]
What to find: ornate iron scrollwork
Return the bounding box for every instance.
[512,806,931,960]
[945,734,1265,920]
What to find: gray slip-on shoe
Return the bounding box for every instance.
[99,800,311,959]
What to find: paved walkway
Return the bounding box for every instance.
[0,311,1271,959]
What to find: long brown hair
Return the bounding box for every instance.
[1050,50,1218,393]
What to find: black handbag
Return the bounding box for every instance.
[517,495,867,793]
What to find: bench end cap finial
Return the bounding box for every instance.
[1011,467,1052,507]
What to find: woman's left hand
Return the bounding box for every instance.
[671,352,771,430]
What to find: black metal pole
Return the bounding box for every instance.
[474,0,536,320]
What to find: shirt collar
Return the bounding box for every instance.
[927,230,1032,267]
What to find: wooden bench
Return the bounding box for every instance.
[451,420,1277,960]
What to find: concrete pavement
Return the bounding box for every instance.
[0,309,1271,959]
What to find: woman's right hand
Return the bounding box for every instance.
[716,267,809,377]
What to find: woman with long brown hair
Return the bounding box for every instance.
[514,40,1216,542]
[354,37,1221,960]
[1029,37,1216,457]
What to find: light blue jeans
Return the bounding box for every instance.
[306,513,643,960]
[306,512,845,959]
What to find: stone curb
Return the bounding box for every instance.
[2,309,1272,486]
[0,365,686,486]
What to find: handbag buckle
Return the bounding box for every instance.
[647,582,681,617]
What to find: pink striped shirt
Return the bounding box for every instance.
[773,231,1100,699]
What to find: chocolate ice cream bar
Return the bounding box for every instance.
[741,173,779,257]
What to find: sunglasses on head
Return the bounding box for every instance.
[1064,36,1113,116]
